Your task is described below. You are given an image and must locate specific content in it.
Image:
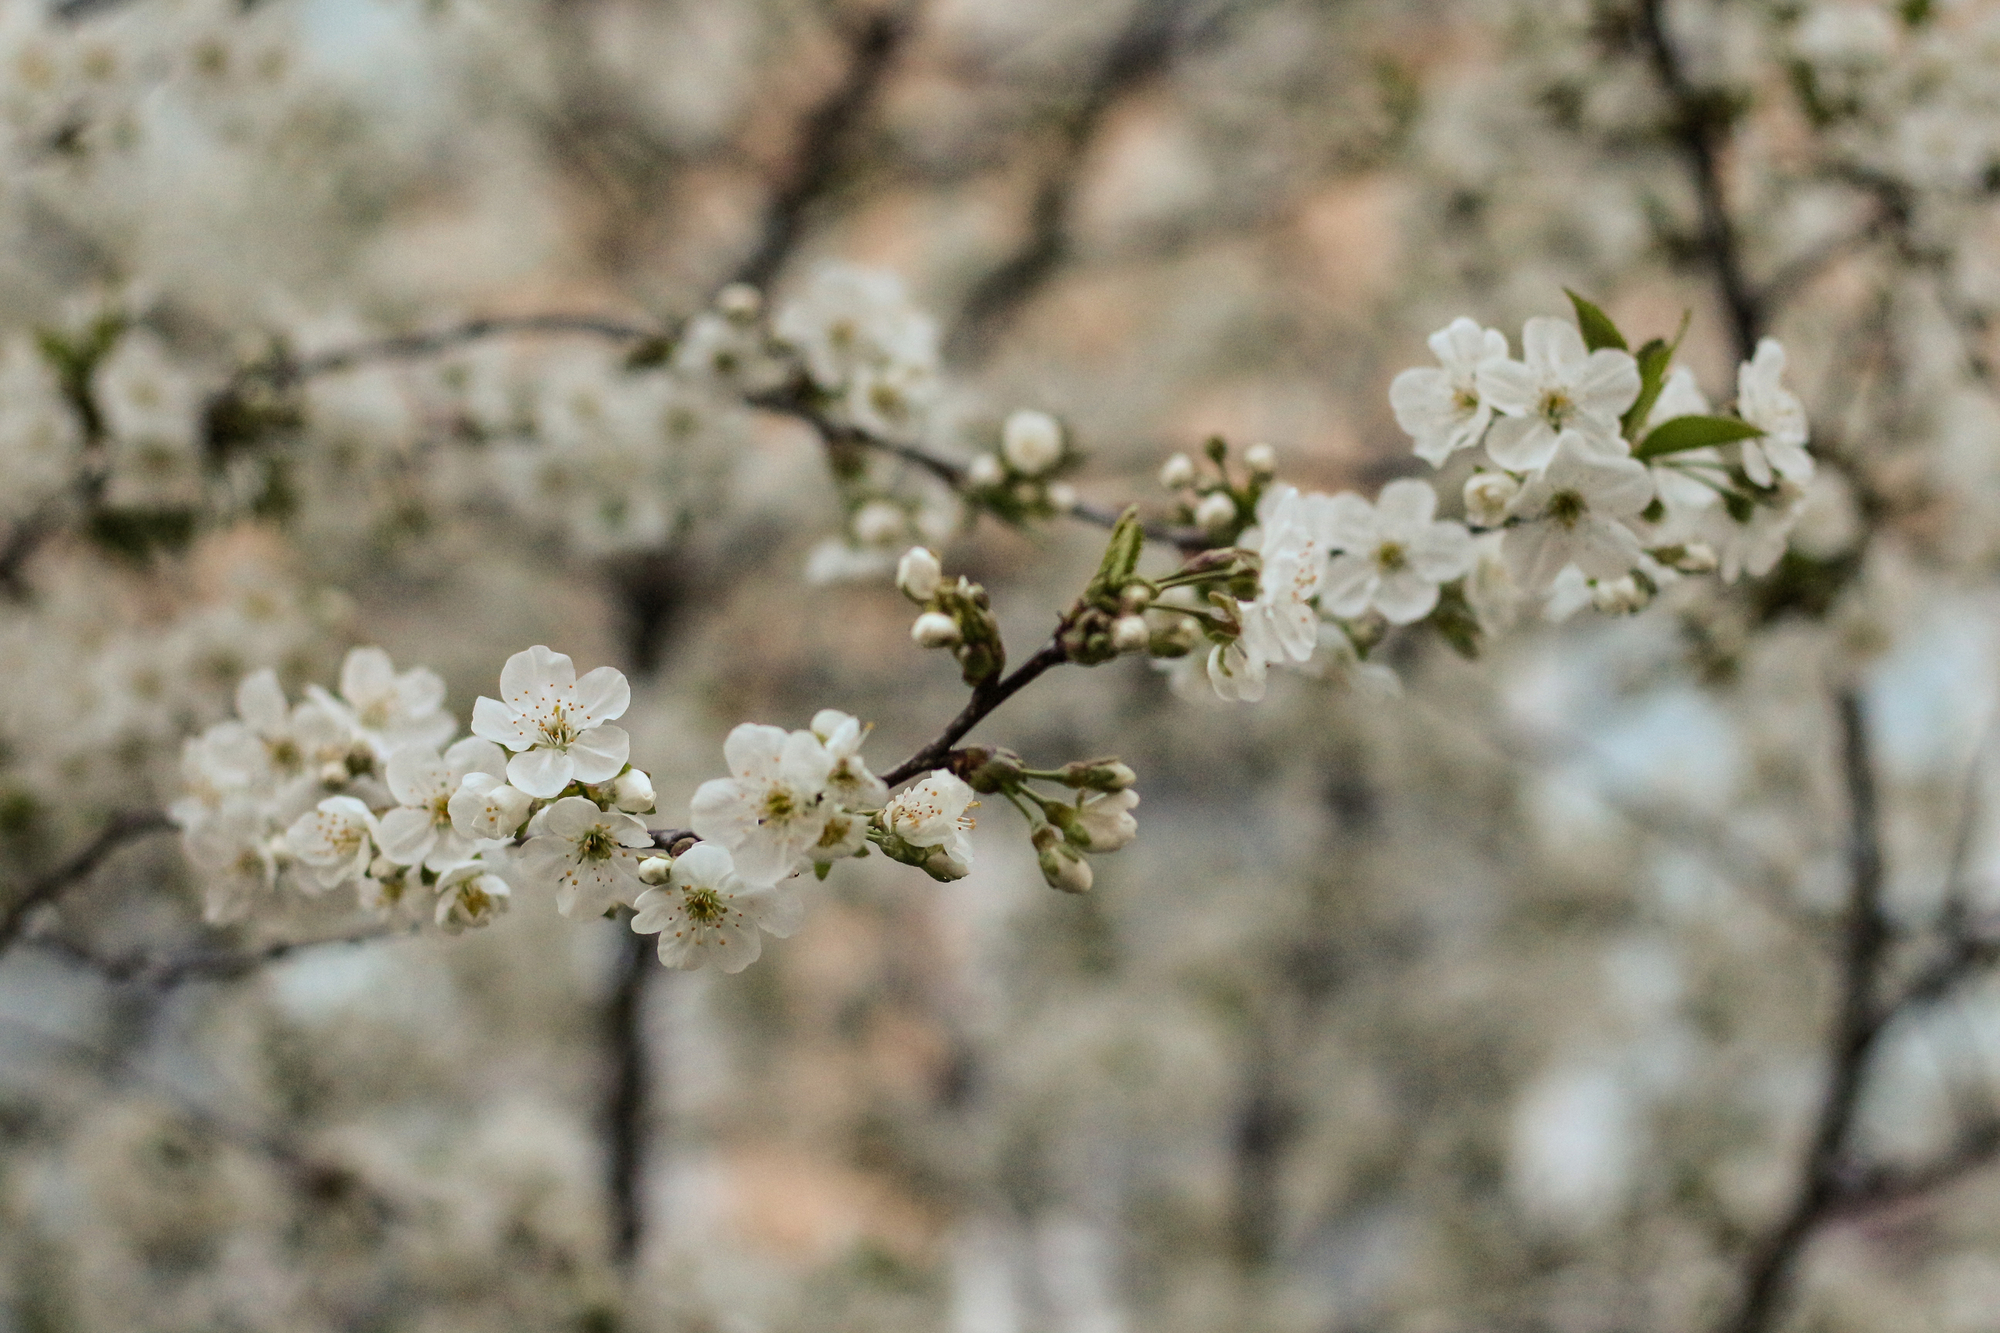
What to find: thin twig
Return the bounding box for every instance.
[234,314,660,391]
[0,810,174,954]
[1718,689,1886,1333]
[26,921,407,987]
[882,640,1070,786]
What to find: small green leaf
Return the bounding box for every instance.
[1564,288,1627,352]
[1634,414,1764,461]
[1084,506,1146,606]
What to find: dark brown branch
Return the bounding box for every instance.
[602,924,653,1266]
[0,810,174,953]
[1718,689,1886,1333]
[882,640,1069,786]
[236,314,660,391]
[1636,0,1763,364]
[27,922,404,987]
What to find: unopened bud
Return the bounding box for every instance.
[716,283,762,321]
[852,499,906,547]
[1033,825,1094,894]
[611,767,655,813]
[1159,453,1197,489]
[959,745,1026,793]
[1244,442,1276,476]
[369,855,402,881]
[1001,409,1064,476]
[1675,542,1718,573]
[1194,492,1237,533]
[912,611,961,648]
[1056,758,1137,791]
[1463,470,1521,527]
[897,546,943,601]
[638,855,673,886]
[1046,481,1078,512]
[1590,574,1647,615]
[319,760,349,785]
[1111,615,1151,654]
[967,452,1006,488]
[1118,584,1153,613]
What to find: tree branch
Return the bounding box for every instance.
[26,921,406,987]
[0,810,174,954]
[881,639,1069,786]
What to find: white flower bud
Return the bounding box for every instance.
[1160,453,1197,488]
[1033,826,1094,894]
[1001,409,1064,475]
[912,611,961,648]
[968,453,1006,488]
[449,772,533,840]
[1074,788,1140,853]
[1590,575,1647,615]
[1194,492,1237,532]
[1046,482,1078,512]
[369,855,402,882]
[852,499,906,547]
[897,546,943,600]
[638,855,673,886]
[1463,470,1521,527]
[1675,542,1718,573]
[1244,442,1276,475]
[715,283,761,320]
[1111,615,1151,654]
[318,760,349,786]
[611,767,655,813]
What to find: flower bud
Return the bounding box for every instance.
[611,767,655,813]
[638,855,673,886]
[1675,542,1718,573]
[318,760,349,786]
[1001,409,1064,475]
[1159,453,1196,489]
[1194,492,1237,532]
[1463,471,1520,527]
[968,452,1006,488]
[1046,481,1078,512]
[959,744,1026,793]
[716,283,762,321]
[1244,442,1276,476]
[912,611,961,648]
[1111,614,1151,654]
[1590,574,1647,615]
[1033,825,1094,894]
[369,855,403,882]
[1056,758,1137,791]
[1074,788,1140,852]
[897,546,943,601]
[1118,584,1152,613]
[852,499,906,547]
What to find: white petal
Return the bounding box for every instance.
[340,647,395,706]
[1475,358,1540,416]
[690,779,756,847]
[1375,478,1438,533]
[1374,570,1442,624]
[471,696,535,751]
[508,747,575,798]
[385,745,446,807]
[444,736,508,780]
[1522,316,1585,374]
[236,670,288,733]
[573,665,631,725]
[391,667,447,719]
[749,888,807,939]
[1485,416,1558,472]
[1408,521,1475,581]
[1574,349,1641,418]
[499,645,575,708]
[569,724,630,784]
[376,807,437,866]
[722,723,789,780]
[1320,553,1378,618]
[1324,492,1379,552]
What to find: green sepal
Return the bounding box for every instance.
[1633,414,1765,461]
[1083,506,1146,608]
[1426,580,1482,661]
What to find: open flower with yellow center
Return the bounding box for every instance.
[1477,317,1639,472]
[879,770,978,879]
[1390,317,1510,466]
[307,646,453,762]
[471,645,631,799]
[519,795,653,918]
[284,795,380,892]
[1501,430,1654,593]
[689,723,836,886]
[377,737,509,870]
[434,862,511,934]
[630,842,804,973]
[1321,479,1475,624]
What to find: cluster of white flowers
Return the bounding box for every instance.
[773,264,940,443]
[1395,309,1811,600]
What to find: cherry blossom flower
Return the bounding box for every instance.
[518,795,653,918]
[1073,788,1140,852]
[181,801,278,925]
[377,738,509,871]
[689,724,835,885]
[1001,409,1064,475]
[1391,317,1511,465]
[307,647,453,761]
[471,646,631,799]
[434,863,511,934]
[1501,431,1655,592]
[447,771,534,841]
[630,842,804,973]
[1322,479,1475,624]
[810,709,889,811]
[1478,317,1640,471]
[880,770,978,879]
[1736,339,1813,487]
[284,795,380,892]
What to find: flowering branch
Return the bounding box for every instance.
[0,809,174,953]
[881,640,1069,788]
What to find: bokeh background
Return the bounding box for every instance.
[1,0,1999,1329]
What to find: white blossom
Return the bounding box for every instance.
[609,768,655,814]
[1001,409,1064,475]
[1391,317,1510,466]
[518,795,653,918]
[879,769,977,879]
[1735,339,1813,486]
[1701,490,1805,583]
[434,863,511,933]
[1160,453,1196,488]
[448,771,533,841]
[1478,317,1641,471]
[1501,431,1654,592]
[1464,470,1521,527]
[377,738,508,871]
[471,646,631,799]
[1322,479,1475,624]
[689,723,835,885]
[630,841,804,974]
[1073,788,1139,852]
[284,795,379,892]
[897,546,942,601]
[308,647,453,761]
[811,709,889,811]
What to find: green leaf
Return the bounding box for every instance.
[1617,308,1694,439]
[1084,506,1145,606]
[1633,414,1764,461]
[1564,288,1627,352]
